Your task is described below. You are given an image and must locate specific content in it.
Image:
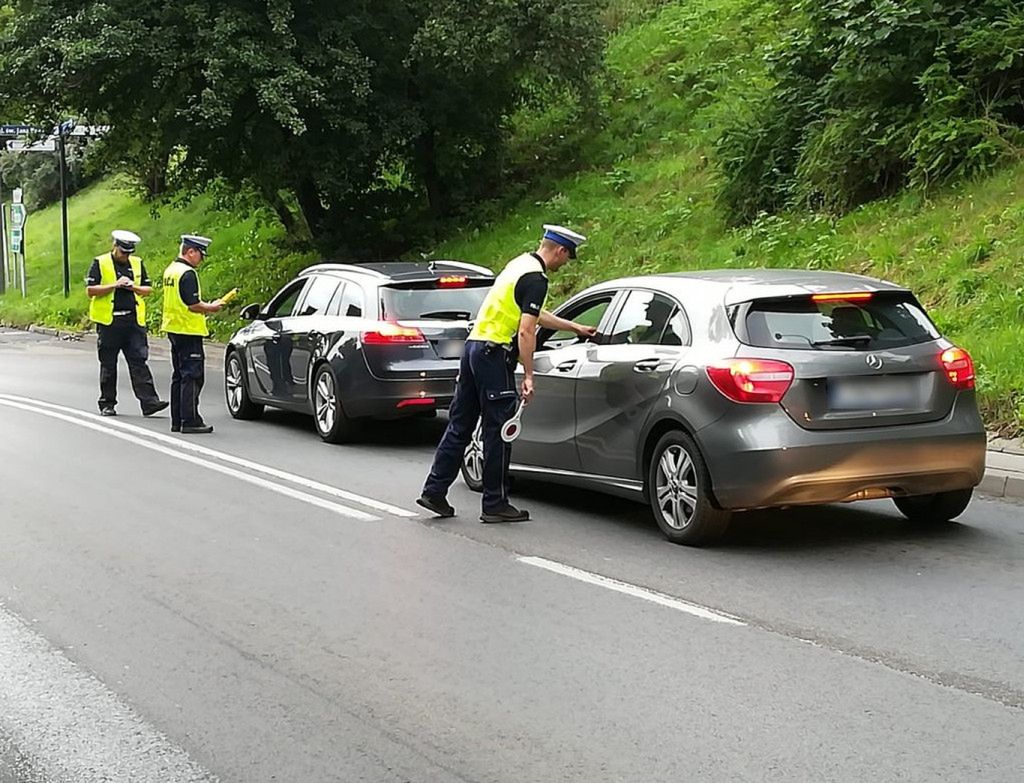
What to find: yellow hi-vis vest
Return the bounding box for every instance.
[469,253,547,344]
[87,253,146,327]
[161,260,208,336]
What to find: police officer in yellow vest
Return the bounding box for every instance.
[161,234,224,434]
[418,225,595,523]
[85,230,168,418]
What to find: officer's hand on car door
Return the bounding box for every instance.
[574,324,598,339]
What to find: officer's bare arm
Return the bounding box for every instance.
[131,284,154,297]
[518,314,540,377]
[188,301,224,314]
[86,283,118,298]
[539,309,593,336]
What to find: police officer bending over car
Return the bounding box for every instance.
[418,224,596,523]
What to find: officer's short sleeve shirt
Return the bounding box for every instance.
[86,256,152,313]
[178,268,201,306]
[514,254,549,317]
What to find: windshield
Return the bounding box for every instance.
[741,293,940,351]
[381,282,491,321]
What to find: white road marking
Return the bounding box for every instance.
[0,603,218,782]
[518,556,747,627]
[0,398,377,522]
[0,394,417,518]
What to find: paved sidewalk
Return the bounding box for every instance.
[5,323,1024,501]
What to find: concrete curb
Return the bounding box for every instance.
[2,322,227,364]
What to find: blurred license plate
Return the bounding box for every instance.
[828,375,919,411]
[437,340,464,359]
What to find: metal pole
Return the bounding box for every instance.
[58,127,70,298]
[0,196,7,296]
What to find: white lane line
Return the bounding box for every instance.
[0,603,219,783]
[0,394,416,519]
[518,556,747,627]
[0,399,377,522]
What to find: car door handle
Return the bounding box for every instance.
[633,358,662,373]
[556,360,578,372]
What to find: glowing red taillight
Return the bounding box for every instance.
[707,359,795,403]
[438,275,468,288]
[811,292,873,303]
[940,347,975,390]
[361,323,426,345]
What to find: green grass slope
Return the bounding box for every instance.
[3,0,1024,433]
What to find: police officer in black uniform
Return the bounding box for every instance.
[418,225,595,523]
[85,230,168,417]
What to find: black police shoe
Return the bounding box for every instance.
[180,424,214,434]
[171,424,181,433]
[142,400,170,417]
[416,495,456,518]
[480,504,530,524]
[99,407,116,417]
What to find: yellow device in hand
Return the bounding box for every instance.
[220,288,239,305]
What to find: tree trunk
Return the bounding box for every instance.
[295,178,328,240]
[416,128,448,218]
[267,189,313,244]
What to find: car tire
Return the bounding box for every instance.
[312,363,356,444]
[647,430,731,546]
[460,420,484,493]
[224,350,264,420]
[893,489,973,523]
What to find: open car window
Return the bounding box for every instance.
[537,294,615,351]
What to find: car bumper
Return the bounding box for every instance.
[698,395,986,511]
[342,376,456,419]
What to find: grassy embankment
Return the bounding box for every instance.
[3,0,1023,432]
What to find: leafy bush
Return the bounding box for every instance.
[718,0,1024,223]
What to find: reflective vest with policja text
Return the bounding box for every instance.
[469,254,547,344]
[87,253,146,327]
[161,260,209,336]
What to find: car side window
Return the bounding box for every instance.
[333,283,364,317]
[538,295,615,351]
[265,280,308,318]
[608,291,683,346]
[661,307,690,346]
[297,276,340,317]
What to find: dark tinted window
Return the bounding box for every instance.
[297,276,340,317]
[608,291,683,346]
[539,295,614,351]
[326,283,365,317]
[266,280,307,318]
[743,294,939,350]
[381,282,491,321]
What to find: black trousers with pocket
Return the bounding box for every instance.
[422,339,519,512]
[96,317,160,411]
[168,333,206,428]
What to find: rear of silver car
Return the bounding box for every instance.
[698,289,986,511]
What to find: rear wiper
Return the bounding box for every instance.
[812,335,873,348]
[418,310,472,320]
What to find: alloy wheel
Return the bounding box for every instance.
[655,444,699,530]
[315,371,336,434]
[226,355,244,413]
[464,422,484,487]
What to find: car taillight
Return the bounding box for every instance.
[438,275,467,288]
[361,323,426,345]
[940,347,975,390]
[811,292,873,303]
[706,359,795,403]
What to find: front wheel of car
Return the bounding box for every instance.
[460,420,484,493]
[225,351,263,420]
[893,489,973,523]
[312,364,356,444]
[647,431,731,546]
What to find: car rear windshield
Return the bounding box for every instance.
[740,292,940,351]
[381,280,491,321]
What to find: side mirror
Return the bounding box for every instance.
[240,303,263,321]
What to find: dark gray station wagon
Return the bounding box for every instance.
[461,270,986,545]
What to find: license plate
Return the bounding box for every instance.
[437,340,464,359]
[828,375,919,411]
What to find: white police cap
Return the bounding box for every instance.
[111,229,141,250]
[542,224,587,258]
[181,234,213,254]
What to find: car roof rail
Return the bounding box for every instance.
[427,259,495,276]
[298,263,388,279]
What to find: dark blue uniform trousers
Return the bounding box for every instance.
[423,340,518,512]
[96,318,160,411]
[168,333,206,428]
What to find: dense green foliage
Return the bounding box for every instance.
[0,0,604,254]
[718,0,1024,222]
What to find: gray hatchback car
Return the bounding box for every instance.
[460,270,986,545]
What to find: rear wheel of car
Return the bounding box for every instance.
[225,351,263,420]
[460,420,484,492]
[893,489,973,523]
[647,430,731,546]
[312,364,356,444]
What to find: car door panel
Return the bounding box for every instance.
[513,343,589,470]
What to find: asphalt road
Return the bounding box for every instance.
[0,327,1022,782]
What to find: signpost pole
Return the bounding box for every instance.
[58,125,71,298]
